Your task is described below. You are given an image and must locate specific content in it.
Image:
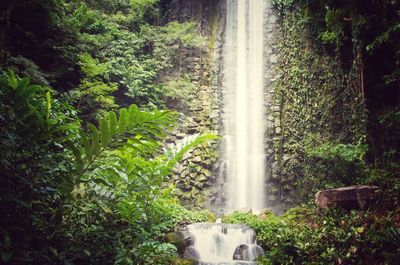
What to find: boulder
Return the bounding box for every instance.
[315,185,379,210]
[165,231,193,252]
[233,244,265,261]
[182,246,201,261]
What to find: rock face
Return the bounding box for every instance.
[162,0,224,209]
[315,185,379,210]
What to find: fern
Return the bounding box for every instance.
[118,108,128,133]
[164,134,219,170]
[73,104,177,178]
[385,227,400,248]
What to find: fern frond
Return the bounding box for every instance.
[79,130,92,161]
[73,104,180,179]
[88,123,100,154]
[164,133,219,169]
[118,108,128,133]
[7,70,18,89]
[99,117,110,147]
[109,111,117,136]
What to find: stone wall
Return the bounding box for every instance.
[263,1,281,211]
[269,6,367,208]
[164,0,226,208]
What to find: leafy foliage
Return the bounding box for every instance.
[223,208,398,265]
[271,6,367,204]
[0,71,217,264]
[72,104,177,176]
[0,70,80,264]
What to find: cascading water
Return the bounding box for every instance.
[185,223,264,264]
[222,0,266,211]
[177,1,268,263]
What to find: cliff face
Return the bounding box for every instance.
[160,0,226,208]
[164,1,368,212]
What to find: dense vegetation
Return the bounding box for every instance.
[224,208,400,264]
[0,0,399,264]
[270,0,400,207]
[0,0,215,264]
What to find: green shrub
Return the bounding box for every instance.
[223,207,396,265]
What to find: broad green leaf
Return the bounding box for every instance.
[17,77,30,91]
[88,123,100,154]
[80,130,92,161]
[99,117,110,147]
[7,70,18,89]
[127,104,138,128]
[118,108,128,133]
[109,111,117,136]
[22,85,41,99]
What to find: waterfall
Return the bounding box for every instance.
[185,223,264,264]
[222,0,266,211]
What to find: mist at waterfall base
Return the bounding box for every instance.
[181,0,267,264]
[222,0,266,213]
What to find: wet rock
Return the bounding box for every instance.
[166,231,193,252]
[192,156,202,163]
[197,175,208,182]
[176,133,186,139]
[237,207,252,214]
[233,244,265,261]
[270,54,278,64]
[202,168,212,177]
[182,246,201,261]
[315,185,379,210]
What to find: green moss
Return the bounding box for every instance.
[207,0,219,57]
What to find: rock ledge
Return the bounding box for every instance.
[315,185,379,210]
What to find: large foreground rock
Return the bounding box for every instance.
[165,231,193,252]
[315,185,379,210]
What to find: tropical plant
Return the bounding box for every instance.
[0,70,80,264]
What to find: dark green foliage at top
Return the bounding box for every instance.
[1,0,205,120]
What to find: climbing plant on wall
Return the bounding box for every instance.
[271,5,368,204]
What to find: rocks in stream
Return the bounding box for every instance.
[315,185,379,210]
[165,231,193,252]
[182,246,201,260]
[233,244,265,261]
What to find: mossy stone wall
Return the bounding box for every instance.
[268,7,367,208]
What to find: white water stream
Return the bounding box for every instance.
[186,223,263,264]
[222,0,266,211]
[180,1,267,263]
[179,1,267,263]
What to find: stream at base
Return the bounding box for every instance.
[183,223,264,264]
